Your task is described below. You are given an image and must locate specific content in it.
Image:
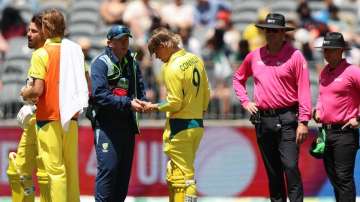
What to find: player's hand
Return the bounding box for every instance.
[244,102,258,115]
[20,86,31,102]
[131,99,144,112]
[296,122,308,144]
[143,102,158,113]
[342,117,360,129]
[29,97,39,104]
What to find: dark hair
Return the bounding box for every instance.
[0,7,26,34]
[31,12,43,29]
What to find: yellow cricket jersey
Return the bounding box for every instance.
[28,37,89,79]
[27,38,62,79]
[158,49,210,119]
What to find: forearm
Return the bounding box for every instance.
[93,90,132,111]
[21,88,38,100]
[233,72,250,107]
[21,79,43,100]
[157,100,181,112]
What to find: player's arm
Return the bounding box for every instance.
[21,50,47,100]
[200,59,210,112]
[232,52,253,108]
[21,79,44,100]
[294,52,311,122]
[158,67,183,112]
[91,59,133,111]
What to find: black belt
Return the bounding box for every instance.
[259,105,297,117]
[322,124,352,131]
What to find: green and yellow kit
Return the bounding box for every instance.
[158,49,210,202]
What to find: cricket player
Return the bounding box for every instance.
[6,13,45,202]
[146,28,210,202]
[20,9,88,202]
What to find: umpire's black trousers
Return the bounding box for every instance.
[254,109,303,202]
[323,126,359,202]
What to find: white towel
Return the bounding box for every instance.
[59,38,89,131]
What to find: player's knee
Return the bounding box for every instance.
[7,152,35,197]
[36,155,49,185]
[7,152,18,176]
[167,162,197,199]
[36,156,51,201]
[7,168,20,185]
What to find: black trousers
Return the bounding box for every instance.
[254,110,303,202]
[323,127,359,202]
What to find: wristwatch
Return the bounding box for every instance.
[356,116,360,122]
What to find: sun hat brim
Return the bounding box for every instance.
[255,23,295,31]
[314,45,351,50]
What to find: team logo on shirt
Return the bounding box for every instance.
[102,143,109,152]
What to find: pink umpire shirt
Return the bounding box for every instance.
[233,42,312,122]
[316,59,360,124]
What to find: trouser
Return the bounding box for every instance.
[323,127,359,202]
[163,121,204,202]
[94,126,135,202]
[7,116,37,202]
[254,109,303,202]
[36,120,80,202]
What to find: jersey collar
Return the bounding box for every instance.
[44,37,62,45]
[167,49,186,64]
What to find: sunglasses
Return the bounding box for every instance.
[264,29,283,33]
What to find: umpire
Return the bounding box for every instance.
[314,32,360,202]
[90,25,146,201]
[233,13,311,202]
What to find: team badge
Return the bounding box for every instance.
[102,143,109,152]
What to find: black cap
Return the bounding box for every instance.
[255,13,295,31]
[315,32,350,49]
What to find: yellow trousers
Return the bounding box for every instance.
[36,120,80,202]
[163,124,204,202]
[7,116,37,202]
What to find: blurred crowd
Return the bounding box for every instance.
[0,0,359,120]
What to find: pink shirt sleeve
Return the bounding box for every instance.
[350,66,360,117]
[350,66,360,90]
[293,52,312,122]
[232,52,254,108]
